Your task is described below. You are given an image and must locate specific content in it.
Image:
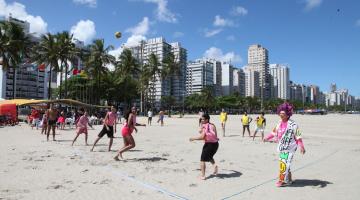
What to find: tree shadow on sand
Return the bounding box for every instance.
[207,170,242,179]
[289,179,332,188]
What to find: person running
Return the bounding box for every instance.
[241,111,252,137]
[263,103,306,187]
[46,104,58,141]
[198,109,204,127]
[220,108,228,137]
[114,107,146,160]
[40,112,48,135]
[147,109,153,126]
[91,106,117,152]
[72,111,92,146]
[157,110,164,126]
[253,112,266,141]
[190,113,219,180]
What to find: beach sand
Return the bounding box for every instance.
[1,114,359,200]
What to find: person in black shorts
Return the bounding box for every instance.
[91,106,117,152]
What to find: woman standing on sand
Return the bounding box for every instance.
[190,113,219,180]
[263,103,306,187]
[114,107,146,160]
[72,111,92,146]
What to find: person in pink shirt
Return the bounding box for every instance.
[114,107,146,160]
[263,103,306,187]
[91,106,117,152]
[72,111,92,146]
[190,113,219,180]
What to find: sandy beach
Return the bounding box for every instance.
[1,114,360,200]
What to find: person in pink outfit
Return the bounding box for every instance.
[190,113,219,180]
[114,107,146,160]
[72,111,92,146]
[264,103,306,187]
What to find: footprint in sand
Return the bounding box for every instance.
[46,185,63,190]
[189,183,197,187]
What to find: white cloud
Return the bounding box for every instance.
[73,0,97,8]
[304,0,322,11]
[204,28,222,37]
[226,35,236,41]
[126,17,150,36]
[143,0,177,23]
[0,0,48,35]
[213,15,234,27]
[173,31,184,38]
[231,6,248,16]
[203,47,242,63]
[355,19,360,27]
[124,34,146,47]
[70,20,96,44]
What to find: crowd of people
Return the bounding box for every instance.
[21,102,305,187]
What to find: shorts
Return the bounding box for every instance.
[48,120,56,126]
[121,126,134,137]
[148,117,152,121]
[255,127,264,133]
[98,125,114,138]
[32,118,39,125]
[76,127,88,135]
[200,142,219,162]
[243,125,250,129]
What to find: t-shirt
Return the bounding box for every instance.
[202,123,219,143]
[220,112,227,122]
[77,115,89,128]
[256,116,266,128]
[242,115,251,125]
[105,112,117,126]
[148,111,153,117]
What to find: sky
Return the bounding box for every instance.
[1,0,360,96]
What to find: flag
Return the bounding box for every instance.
[38,63,46,71]
[73,68,79,75]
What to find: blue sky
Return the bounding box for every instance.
[1,0,360,96]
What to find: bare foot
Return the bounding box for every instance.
[114,156,120,161]
[213,165,218,175]
[199,176,206,180]
[119,153,123,159]
[90,148,94,152]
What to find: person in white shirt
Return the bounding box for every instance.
[147,110,153,126]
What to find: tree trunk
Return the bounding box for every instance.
[48,68,52,99]
[59,63,64,99]
[64,62,68,99]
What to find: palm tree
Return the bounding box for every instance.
[0,21,32,99]
[31,33,60,99]
[56,31,78,99]
[146,53,161,108]
[116,49,140,78]
[84,39,115,104]
[161,52,181,97]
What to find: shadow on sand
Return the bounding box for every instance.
[225,135,240,137]
[207,170,242,179]
[289,179,332,188]
[124,157,168,162]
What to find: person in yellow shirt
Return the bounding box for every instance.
[241,111,252,137]
[253,112,266,141]
[220,108,228,137]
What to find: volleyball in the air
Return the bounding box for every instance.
[115,31,122,39]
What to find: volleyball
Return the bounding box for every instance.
[115,31,122,39]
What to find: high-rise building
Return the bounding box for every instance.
[244,67,260,97]
[0,16,49,100]
[232,68,245,96]
[270,64,290,100]
[330,83,337,93]
[186,59,214,95]
[221,62,234,96]
[128,37,187,107]
[247,44,271,101]
[205,59,222,96]
[309,85,320,104]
